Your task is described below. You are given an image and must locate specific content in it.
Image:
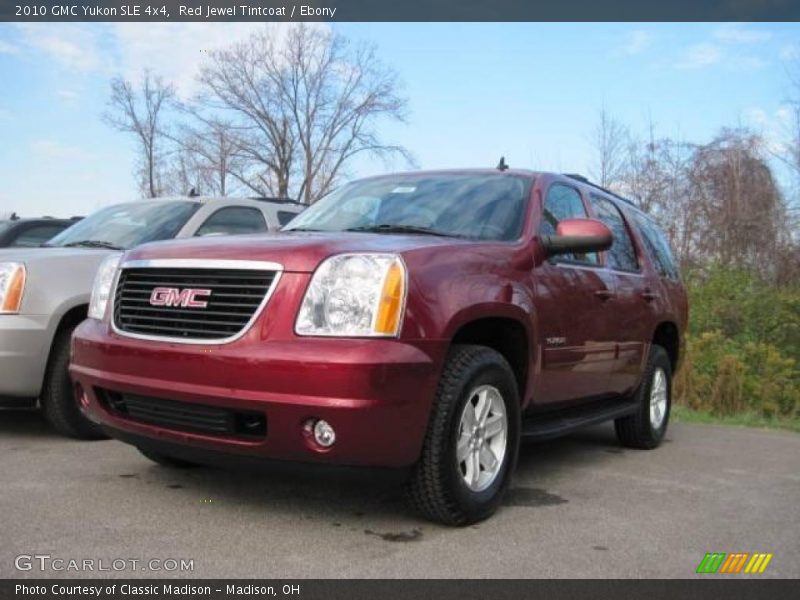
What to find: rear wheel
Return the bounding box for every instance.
[138,447,197,469]
[406,345,520,526]
[615,344,672,449]
[41,326,107,440]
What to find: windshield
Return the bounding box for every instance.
[46,201,201,249]
[0,221,11,234]
[284,174,532,241]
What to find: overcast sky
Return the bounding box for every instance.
[1,22,799,218]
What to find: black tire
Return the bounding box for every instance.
[41,326,107,440]
[406,344,520,526]
[615,344,672,449]
[138,447,197,469]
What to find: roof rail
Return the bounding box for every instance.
[563,173,637,207]
[249,196,305,206]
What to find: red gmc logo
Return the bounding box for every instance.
[149,287,212,308]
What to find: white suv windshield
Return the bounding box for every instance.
[47,201,200,250]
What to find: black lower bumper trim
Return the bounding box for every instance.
[103,425,409,482]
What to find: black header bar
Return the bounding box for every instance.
[1,0,800,22]
[2,579,800,600]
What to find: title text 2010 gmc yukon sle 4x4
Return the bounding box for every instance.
[70,170,687,525]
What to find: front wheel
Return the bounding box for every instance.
[406,345,520,526]
[615,344,672,449]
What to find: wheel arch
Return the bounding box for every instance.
[447,312,532,402]
[40,303,89,395]
[652,321,680,373]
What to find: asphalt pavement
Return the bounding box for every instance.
[1,410,798,578]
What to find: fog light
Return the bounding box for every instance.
[313,419,336,447]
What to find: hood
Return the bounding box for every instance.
[0,246,116,265]
[123,231,473,273]
[0,246,120,315]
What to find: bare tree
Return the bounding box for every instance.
[197,24,411,203]
[104,71,176,198]
[623,117,669,213]
[589,107,629,190]
[688,129,785,273]
[169,113,244,197]
[655,137,696,269]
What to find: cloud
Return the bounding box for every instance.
[746,107,768,126]
[713,24,772,45]
[780,44,800,61]
[676,43,723,69]
[616,30,652,56]
[30,140,97,161]
[0,39,19,54]
[14,23,113,72]
[56,89,80,101]
[732,55,767,70]
[112,23,280,97]
[744,105,796,154]
[8,23,324,97]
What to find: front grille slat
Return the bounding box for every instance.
[97,390,266,440]
[124,272,270,281]
[122,280,271,290]
[114,266,276,342]
[118,304,255,317]
[119,288,267,300]
[121,314,256,327]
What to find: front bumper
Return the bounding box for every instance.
[70,319,443,468]
[0,314,51,401]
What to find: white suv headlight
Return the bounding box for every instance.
[296,253,407,337]
[0,262,26,314]
[88,254,122,320]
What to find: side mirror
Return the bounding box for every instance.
[540,218,613,257]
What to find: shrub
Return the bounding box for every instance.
[675,265,800,420]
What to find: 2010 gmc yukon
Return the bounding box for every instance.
[70,169,687,525]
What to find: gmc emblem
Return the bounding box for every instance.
[149,287,212,308]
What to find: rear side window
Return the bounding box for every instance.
[195,207,267,237]
[277,210,298,226]
[589,195,639,272]
[540,184,598,264]
[631,213,680,280]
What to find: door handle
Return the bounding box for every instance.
[641,291,658,302]
[594,289,614,300]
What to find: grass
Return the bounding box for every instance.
[672,405,800,434]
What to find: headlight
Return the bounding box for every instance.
[296,253,407,337]
[0,262,26,314]
[88,254,122,320]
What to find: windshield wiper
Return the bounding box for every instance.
[345,224,462,238]
[63,240,124,250]
[283,227,325,232]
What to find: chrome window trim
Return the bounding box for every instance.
[110,258,283,345]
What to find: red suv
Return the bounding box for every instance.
[70,170,687,525]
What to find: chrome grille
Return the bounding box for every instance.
[113,263,278,342]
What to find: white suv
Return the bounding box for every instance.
[0,196,304,438]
